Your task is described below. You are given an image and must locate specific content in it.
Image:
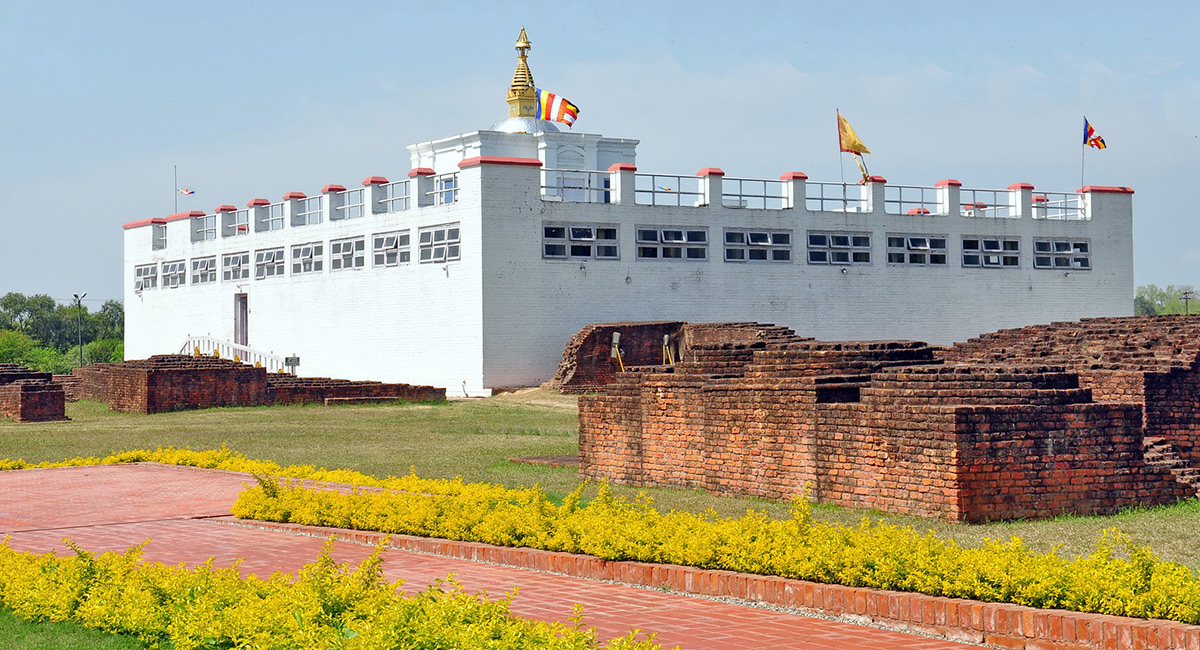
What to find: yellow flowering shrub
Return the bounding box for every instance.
[6,448,1200,623]
[0,539,665,650]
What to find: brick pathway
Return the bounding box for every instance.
[0,464,981,650]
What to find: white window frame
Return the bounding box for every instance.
[161,260,187,288]
[195,214,216,241]
[134,264,157,290]
[636,226,708,261]
[962,237,1020,268]
[886,234,948,266]
[542,223,619,260]
[724,229,793,263]
[331,237,366,271]
[418,223,462,264]
[263,203,285,231]
[192,256,217,284]
[295,196,323,226]
[290,242,323,275]
[1034,238,1090,270]
[223,252,250,282]
[806,231,870,265]
[152,224,166,250]
[255,247,285,279]
[224,210,250,237]
[373,231,411,267]
[336,188,366,220]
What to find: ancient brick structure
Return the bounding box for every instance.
[72,355,444,414]
[0,364,67,422]
[578,316,1200,522]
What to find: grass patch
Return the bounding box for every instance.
[2,388,1198,571]
[0,608,147,649]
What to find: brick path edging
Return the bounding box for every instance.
[217,517,1200,650]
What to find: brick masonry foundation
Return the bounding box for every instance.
[576,317,1200,522]
[0,364,67,422]
[72,355,445,414]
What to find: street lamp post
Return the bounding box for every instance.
[1183,290,1195,315]
[72,293,86,368]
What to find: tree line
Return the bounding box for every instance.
[0,292,124,374]
[1135,284,1200,316]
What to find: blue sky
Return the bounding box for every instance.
[2,1,1197,304]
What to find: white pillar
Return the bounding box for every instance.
[697,167,724,208]
[608,163,636,205]
[936,179,962,217]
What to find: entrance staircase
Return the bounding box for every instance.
[179,336,287,372]
[1142,436,1200,493]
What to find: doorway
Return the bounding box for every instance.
[233,294,248,346]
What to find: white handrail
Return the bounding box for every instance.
[179,336,287,372]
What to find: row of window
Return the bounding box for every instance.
[134,223,460,290]
[158,178,461,250]
[540,223,1091,270]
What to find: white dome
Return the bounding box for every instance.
[490,116,561,134]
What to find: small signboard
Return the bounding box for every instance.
[284,356,300,368]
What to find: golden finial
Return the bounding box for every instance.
[507,27,538,118]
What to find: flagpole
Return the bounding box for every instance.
[174,165,178,214]
[1080,145,1085,189]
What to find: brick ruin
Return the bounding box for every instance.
[576,317,1200,522]
[0,364,67,422]
[72,355,445,414]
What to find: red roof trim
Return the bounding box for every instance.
[906,208,931,215]
[860,175,887,184]
[935,179,963,187]
[282,191,307,200]
[458,156,543,169]
[247,198,270,207]
[607,163,637,172]
[408,168,436,177]
[696,167,725,177]
[215,205,237,213]
[779,172,809,181]
[1078,185,1134,194]
[362,176,389,185]
[165,210,206,223]
[1007,182,1035,190]
[321,184,347,194]
[122,217,166,230]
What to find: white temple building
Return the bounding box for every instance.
[123,29,1134,396]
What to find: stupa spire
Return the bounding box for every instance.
[506,27,538,118]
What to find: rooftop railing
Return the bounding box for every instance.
[541,169,612,203]
[722,177,788,210]
[805,181,868,213]
[884,184,942,216]
[634,173,704,206]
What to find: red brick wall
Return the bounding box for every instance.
[580,332,1200,522]
[0,365,66,422]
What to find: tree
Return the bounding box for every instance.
[1135,285,1197,315]
[91,300,124,340]
[0,330,37,365]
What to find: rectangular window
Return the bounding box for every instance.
[962,237,1020,268]
[542,223,619,260]
[373,231,411,267]
[1034,238,1090,270]
[886,234,948,266]
[152,224,166,250]
[331,237,366,270]
[161,260,187,288]
[224,209,250,237]
[290,242,323,274]
[264,203,285,231]
[637,227,708,261]
[418,223,462,264]
[724,229,792,263]
[434,174,459,205]
[195,214,216,241]
[336,189,365,220]
[192,256,217,284]
[255,247,285,279]
[134,264,157,290]
[806,230,869,265]
[295,196,322,226]
[223,252,250,281]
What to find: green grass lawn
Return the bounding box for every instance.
[0,608,148,650]
[2,389,1199,571]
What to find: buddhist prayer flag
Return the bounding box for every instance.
[837,111,871,155]
[1084,118,1106,149]
[536,89,579,127]
[178,188,196,195]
